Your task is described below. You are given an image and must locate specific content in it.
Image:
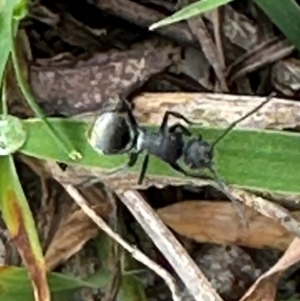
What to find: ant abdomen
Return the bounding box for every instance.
[88,112,133,154]
[183,137,214,169]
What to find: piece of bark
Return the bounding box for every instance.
[9,38,181,116]
[31,38,180,115]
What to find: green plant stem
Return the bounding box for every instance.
[10,28,82,160]
[1,75,8,115]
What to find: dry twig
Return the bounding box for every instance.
[62,184,183,301]
[120,190,224,301]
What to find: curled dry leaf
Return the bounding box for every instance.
[240,237,300,301]
[183,0,228,92]
[226,36,294,84]
[217,5,258,50]
[157,201,296,250]
[45,187,111,271]
[45,209,100,271]
[271,58,300,97]
[63,185,183,301]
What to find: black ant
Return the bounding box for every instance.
[88,93,275,221]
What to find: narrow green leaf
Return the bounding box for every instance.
[19,118,300,195]
[0,0,22,87]
[0,0,81,161]
[0,156,43,261]
[10,37,82,161]
[253,0,300,51]
[0,266,105,301]
[117,275,147,301]
[1,76,8,115]
[84,268,114,288]
[95,226,147,301]
[0,156,49,300]
[0,266,35,301]
[149,0,234,30]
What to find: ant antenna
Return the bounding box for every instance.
[211,92,276,148]
[208,166,249,227]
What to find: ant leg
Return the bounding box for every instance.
[169,123,192,136]
[169,163,248,226]
[120,98,139,129]
[168,162,213,181]
[138,154,150,184]
[208,167,248,226]
[115,99,140,150]
[160,111,202,132]
[170,124,204,143]
[105,153,139,176]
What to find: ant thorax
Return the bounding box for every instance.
[135,128,147,153]
[88,112,134,154]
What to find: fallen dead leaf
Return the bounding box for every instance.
[240,237,300,301]
[45,186,111,271]
[45,209,100,271]
[157,201,298,250]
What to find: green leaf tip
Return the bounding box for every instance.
[13,0,28,21]
[149,0,234,30]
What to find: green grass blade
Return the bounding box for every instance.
[0,0,23,100]
[19,118,300,195]
[0,156,50,300]
[0,0,81,160]
[149,0,234,30]
[10,28,82,161]
[117,274,148,301]
[95,223,148,301]
[253,0,300,51]
[0,266,106,301]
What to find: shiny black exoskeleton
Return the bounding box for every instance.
[89,93,273,186]
[88,94,274,221]
[88,111,134,155]
[132,110,215,184]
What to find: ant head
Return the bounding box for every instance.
[183,137,214,169]
[88,112,133,154]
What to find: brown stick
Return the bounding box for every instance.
[62,184,183,301]
[121,190,224,301]
[133,92,300,130]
